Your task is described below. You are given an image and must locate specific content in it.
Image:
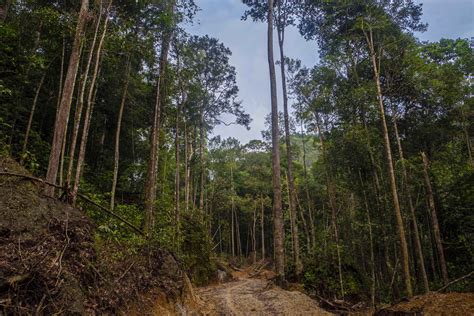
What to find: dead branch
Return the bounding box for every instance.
[249,261,269,278]
[229,263,243,272]
[76,193,144,236]
[436,271,473,293]
[114,262,135,284]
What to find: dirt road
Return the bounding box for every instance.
[197,277,332,315]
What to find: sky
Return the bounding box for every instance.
[185,0,474,144]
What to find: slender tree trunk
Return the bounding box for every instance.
[359,170,376,308]
[72,2,110,203]
[231,164,235,257]
[393,112,430,292]
[174,83,186,242]
[315,115,344,298]
[460,108,473,168]
[236,209,242,259]
[421,152,448,285]
[252,199,257,264]
[144,0,176,235]
[21,71,46,161]
[67,8,102,187]
[57,36,67,186]
[267,0,285,285]
[300,122,316,251]
[364,28,412,297]
[44,0,89,196]
[199,111,205,213]
[184,122,193,213]
[295,192,311,254]
[261,194,265,260]
[110,57,130,210]
[277,14,301,278]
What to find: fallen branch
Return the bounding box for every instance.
[0,172,62,189]
[436,271,473,293]
[114,262,135,284]
[229,263,243,272]
[249,261,269,278]
[76,194,144,236]
[0,172,144,236]
[314,294,350,312]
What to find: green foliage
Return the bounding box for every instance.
[180,213,216,286]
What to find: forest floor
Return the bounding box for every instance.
[196,266,332,315]
[376,291,474,315]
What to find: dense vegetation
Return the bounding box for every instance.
[0,0,472,307]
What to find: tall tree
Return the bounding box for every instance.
[267,0,285,285]
[243,0,302,278]
[422,152,449,285]
[110,57,131,210]
[44,0,89,196]
[143,0,176,235]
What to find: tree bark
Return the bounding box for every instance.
[252,199,257,264]
[393,111,430,292]
[21,71,46,161]
[67,8,102,187]
[315,115,344,298]
[44,0,89,196]
[267,0,285,285]
[300,121,316,251]
[277,6,302,278]
[72,2,111,203]
[110,57,130,210]
[421,152,449,285]
[199,111,205,213]
[231,164,235,257]
[261,194,265,260]
[364,27,412,297]
[359,170,376,307]
[143,0,176,235]
[174,74,186,243]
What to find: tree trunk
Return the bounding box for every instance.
[295,192,311,254]
[393,112,430,292]
[315,115,344,298]
[57,36,66,186]
[364,27,412,297]
[421,152,448,285]
[261,194,265,260]
[277,12,301,278]
[300,121,316,251]
[460,107,473,168]
[67,8,102,187]
[72,2,110,203]
[44,0,89,196]
[252,199,257,264]
[267,0,285,285]
[143,0,176,235]
[359,170,376,308]
[199,111,205,213]
[110,57,130,210]
[231,164,235,258]
[21,71,46,161]
[174,81,186,242]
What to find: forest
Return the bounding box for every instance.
[0,0,473,314]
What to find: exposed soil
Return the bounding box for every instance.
[0,157,196,315]
[197,267,332,316]
[376,292,474,316]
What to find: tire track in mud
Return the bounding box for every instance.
[197,277,332,315]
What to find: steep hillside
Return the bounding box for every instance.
[0,157,198,314]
